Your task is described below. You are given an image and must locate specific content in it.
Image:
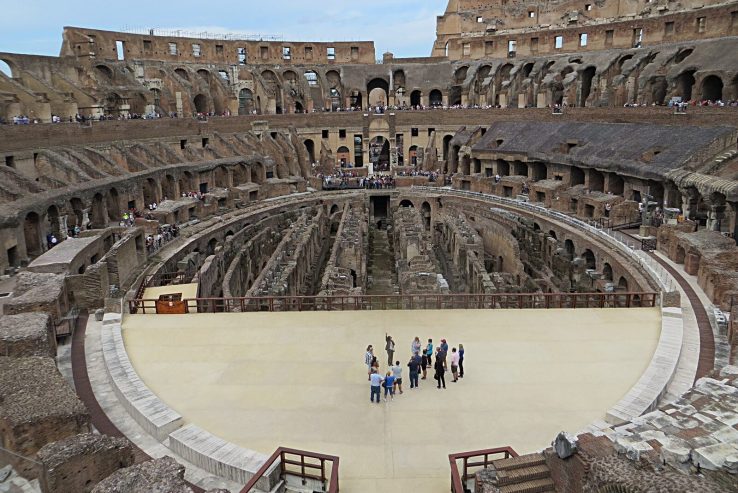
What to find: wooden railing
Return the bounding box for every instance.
[240,447,339,493]
[449,446,518,493]
[130,270,191,314]
[128,291,657,314]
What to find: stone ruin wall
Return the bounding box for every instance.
[319,201,369,296]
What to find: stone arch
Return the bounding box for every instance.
[238,88,254,115]
[429,89,444,107]
[410,90,422,107]
[421,201,432,231]
[443,135,454,161]
[69,198,85,228]
[564,239,575,260]
[162,175,176,200]
[399,199,414,208]
[46,205,60,238]
[370,136,390,171]
[213,166,229,188]
[233,164,249,185]
[522,62,535,78]
[196,69,210,80]
[409,145,419,166]
[207,238,218,256]
[193,94,208,113]
[582,249,596,270]
[674,48,694,64]
[107,188,120,221]
[603,262,614,282]
[95,64,113,80]
[330,204,340,215]
[367,78,389,106]
[24,211,41,257]
[251,162,265,184]
[676,70,696,101]
[649,76,668,105]
[174,68,189,81]
[617,276,629,291]
[392,69,406,88]
[454,66,469,84]
[142,178,159,206]
[282,70,298,85]
[548,230,557,240]
[701,75,723,101]
[304,139,316,163]
[579,66,596,107]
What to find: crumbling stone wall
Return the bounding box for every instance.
[0,313,55,358]
[37,433,135,493]
[91,456,194,493]
[319,202,369,296]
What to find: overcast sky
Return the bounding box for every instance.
[0,0,449,58]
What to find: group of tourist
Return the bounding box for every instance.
[364,334,465,403]
[145,225,179,254]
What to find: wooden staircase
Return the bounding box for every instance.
[491,453,555,493]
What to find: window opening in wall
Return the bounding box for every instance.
[632,28,643,48]
[665,22,674,35]
[428,128,435,136]
[354,135,364,166]
[605,30,614,47]
[115,40,125,60]
[322,129,329,139]
[351,46,359,60]
[327,47,335,60]
[485,41,494,55]
[218,70,229,82]
[462,42,471,56]
[202,138,209,148]
[5,156,14,168]
[555,36,564,49]
[260,46,269,59]
[215,44,224,55]
[579,33,588,47]
[168,42,177,55]
[585,4,592,11]
[696,17,706,33]
[304,46,313,59]
[528,11,535,18]
[304,71,318,86]
[411,127,419,137]
[266,171,274,179]
[477,16,484,23]
[192,43,201,57]
[444,42,449,57]
[530,37,539,53]
[508,40,517,57]
[238,48,247,65]
[143,40,152,53]
[282,46,291,60]
[339,129,346,138]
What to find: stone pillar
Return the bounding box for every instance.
[82,209,91,230]
[59,216,68,240]
[705,195,726,232]
[730,201,738,245]
[680,187,700,221]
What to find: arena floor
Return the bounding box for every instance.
[122,308,661,492]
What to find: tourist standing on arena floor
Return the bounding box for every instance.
[391,360,403,394]
[385,333,395,365]
[383,371,396,401]
[450,347,460,382]
[371,356,380,376]
[365,345,374,380]
[425,338,434,368]
[437,342,448,370]
[411,336,422,356]
[434,353,446,389]
[408,353,421,389]
[458,344,465,378]
[370,369,383,404]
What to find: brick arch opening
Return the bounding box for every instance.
[23,211,41,257]
[701,75,723,101]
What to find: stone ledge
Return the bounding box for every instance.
[606,307,684,425]
[168,424,281,492]
[101,317,183,441]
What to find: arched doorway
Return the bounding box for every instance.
[677,71,696,101]
[336,146,350,166]
[443,135,453,161]
[409,145,418,166]
[367,78,389,107]
[91,193,106,228]
[603,263,613,282]
[369,137,390,171]
[304,139,316,163]
[579,66,596,107]
[421,202,432,231]
[70,198,85,229]
[193,94,208,114]
[617,276,629,292]
[564,239,575,260]
[238,89,254,115]
[429,89,443,107]
[410,90,422,107]
[350,90,363,109]
[143,178,159,206]
[582,249,596,270]
[399,200,414,208]
[701,75,723,101]
[162,176,176,201]
[46,206,60,238]
[107,188,120,221]
[24,212,41,257]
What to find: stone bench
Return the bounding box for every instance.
[605,307,684,425]
[101,312,183,441]
[168,424,281,492]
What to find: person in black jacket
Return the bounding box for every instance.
[434,355,446,389]
[407,353,421,389]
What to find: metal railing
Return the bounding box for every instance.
[240,447,339,493]
[412,187,676,293]
[129,291,657,314]
[449,446,518,493]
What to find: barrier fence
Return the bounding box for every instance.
[129,291,657,314]
[449,446,518,493]
[240,447,339,493]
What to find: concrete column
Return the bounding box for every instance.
[82,209,91,230]
[59,216,68,240]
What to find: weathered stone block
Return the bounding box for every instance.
[92,456,193,493]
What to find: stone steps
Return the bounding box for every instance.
[498,478,556,493]
[493,453,546,471]
[496,464,551,485]
[491,453,555,493]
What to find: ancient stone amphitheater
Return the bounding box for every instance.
[1,1,738,492]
